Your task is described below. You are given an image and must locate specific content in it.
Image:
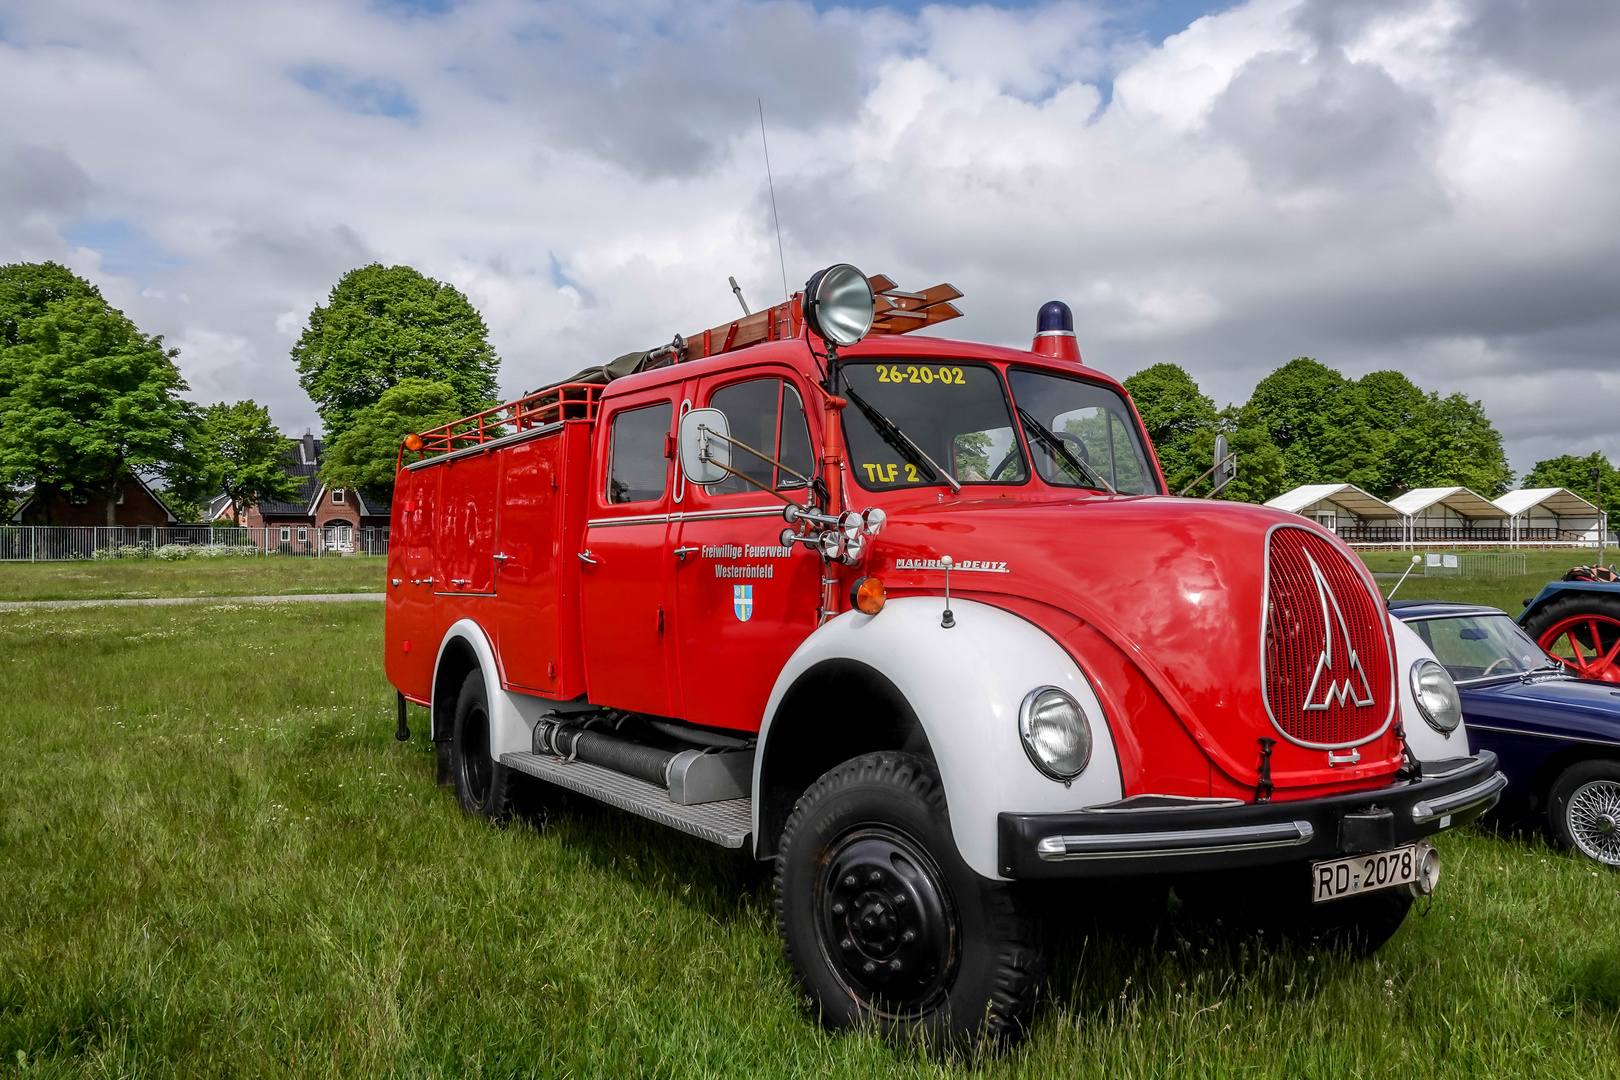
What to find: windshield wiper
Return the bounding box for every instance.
[1016,406,1116,494]
[842,385,962,493]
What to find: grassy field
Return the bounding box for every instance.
[3,599,1619,1078]
[0,557,384,602]
[1357,547,1613,615]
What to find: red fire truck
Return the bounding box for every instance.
[385,265,1504,1046]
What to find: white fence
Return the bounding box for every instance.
[0,525,389,561]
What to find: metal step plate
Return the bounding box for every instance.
[501,751,752,849]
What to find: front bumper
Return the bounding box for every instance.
[998,752,1504,879]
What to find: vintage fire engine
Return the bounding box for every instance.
[385,265,1505,1046]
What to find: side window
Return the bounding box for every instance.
[607,402,673,504]
[704,378,817,495]
[708,379,779,495]
[778,384,815,490]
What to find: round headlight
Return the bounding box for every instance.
[1410,659,1462,734]
[803,263,874,347]
[1019,686,1092,782]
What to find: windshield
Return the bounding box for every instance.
[840,361,1027,490]
[1005,368,1160,494]
[1407,613,1559,682]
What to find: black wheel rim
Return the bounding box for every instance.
[461,704,492,807]
[814,825,959,1018]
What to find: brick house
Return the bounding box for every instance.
[8,473,178,526]
[210,430,391,552]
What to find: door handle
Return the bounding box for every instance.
[673,546,699,562]
[494,552,511,562]
[578,550,599,565]
[449,578,471,587]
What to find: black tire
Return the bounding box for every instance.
[1547,759,1620,868]
[1523,592,1620,677]
[1291,885,1413,955]
[773,752,1042,1050]
[451,670,516,823]
[1178,862,1411,956]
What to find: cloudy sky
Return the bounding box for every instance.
[2,0,1616,476]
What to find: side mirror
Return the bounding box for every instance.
[678,408,731,486]
[1210,433,1235,495]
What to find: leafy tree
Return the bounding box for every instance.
[1358,370,1429,493]
[1122,363,1219,493]
[1524,453,1620,529]
[292,264,499,440]
[1356,371,1512,496]
[1250,358,1393,490]
[1411,392,1513,496]
[194,401,300,523]
[321,378,465,498]
[0,262,197,524]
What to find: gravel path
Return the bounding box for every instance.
[0,592,386,610]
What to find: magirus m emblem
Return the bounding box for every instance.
[1301,551,1375,711]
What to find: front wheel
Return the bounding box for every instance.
[1547,760,1620,867]
[773,752,1042,1050]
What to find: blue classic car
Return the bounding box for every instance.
[1391,600,1620,868]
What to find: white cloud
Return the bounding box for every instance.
[1,0,1617,476]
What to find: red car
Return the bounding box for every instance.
[385,266,1503,1047]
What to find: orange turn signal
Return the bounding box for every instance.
[850,576,886,615]
[404,433,424,451]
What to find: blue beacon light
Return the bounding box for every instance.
[1031,300,1081,362]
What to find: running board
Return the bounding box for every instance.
[501,751,752,849]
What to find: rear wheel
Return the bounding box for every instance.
[774,752,1042,1050]
[1547,760,1620,867]
[451,670,516,823]
[1525,593,1620,682]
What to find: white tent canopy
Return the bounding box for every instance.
[1492,487,1603,542]
[1387,486,1503,520]
[1266,483,1400,520]
[1493,487,1600,518]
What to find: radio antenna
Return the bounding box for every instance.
[759,98,790,303]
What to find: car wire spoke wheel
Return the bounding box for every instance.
[1539,614,1620,681]
[1566,779,1620,866]
[815,826,959,1017]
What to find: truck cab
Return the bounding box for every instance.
[385,266,1503,1048]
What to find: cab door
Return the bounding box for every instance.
[580,397,678,716]
[672,374,822,733]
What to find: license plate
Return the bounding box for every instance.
[1311,845,1421,904]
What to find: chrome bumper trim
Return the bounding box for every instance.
[1035,819,1315,862]
[1410,772,1509,824]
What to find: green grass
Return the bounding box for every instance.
[4,604,1620,1078]
[0,557,384,602]
[1356,548,1613,615]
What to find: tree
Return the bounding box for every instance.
[1524,453,1620,530]
[291,264,499,440]
[1122,363,1219,494]
[1249,358,1384,489]
[321,378,465,499]
[1411,392,1513,496]
[194,401,301,523]
[0,262,197,525]
[1358,370,1429,493]
[1356,371,1512,497]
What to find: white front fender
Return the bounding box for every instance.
[1389,616,1472,761]
[755,597,1124,879]
[434,619,552,760]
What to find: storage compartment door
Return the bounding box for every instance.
[434,451,500,595]
[495,437,564,694]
